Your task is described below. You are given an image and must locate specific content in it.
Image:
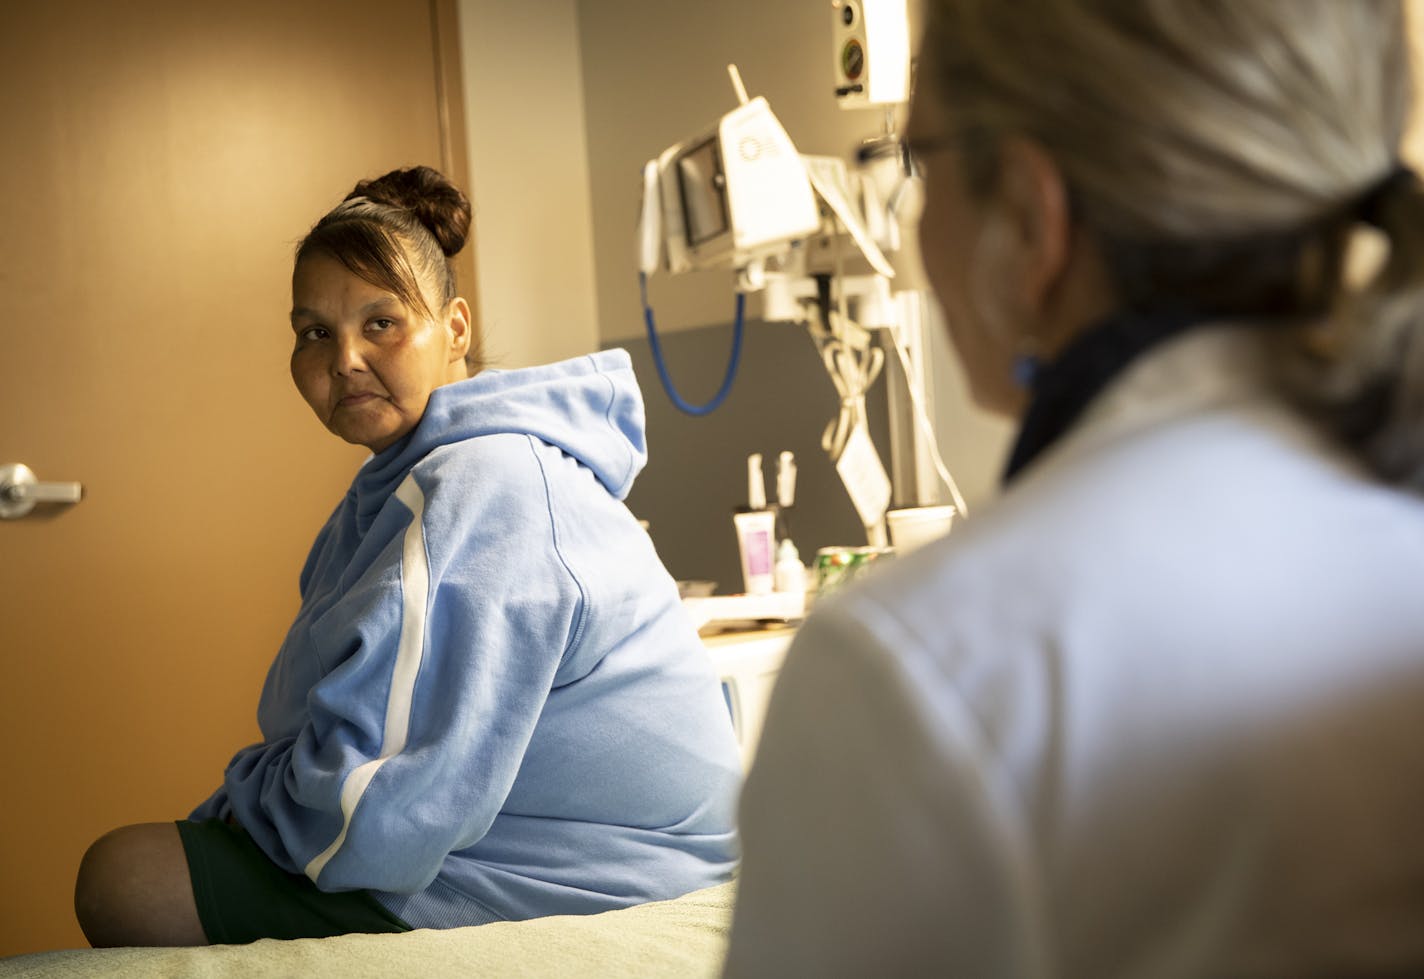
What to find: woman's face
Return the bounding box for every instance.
[290,252,466,453]
[908,78,1024,417]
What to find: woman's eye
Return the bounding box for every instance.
[298,326,328,343]
[368,318,396,333]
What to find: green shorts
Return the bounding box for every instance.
[176,818,411,944]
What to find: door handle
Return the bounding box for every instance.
[0,463,85,520]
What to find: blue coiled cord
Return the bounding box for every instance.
[639,271,745,416]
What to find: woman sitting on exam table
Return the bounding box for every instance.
[726,2,1424,976]
[73,165,741,947]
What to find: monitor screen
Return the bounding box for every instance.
[676,137,730,247]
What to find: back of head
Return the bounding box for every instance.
[297,165,479,366]
[920,0,1424,488]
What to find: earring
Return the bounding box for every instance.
[1011,335,1042,389]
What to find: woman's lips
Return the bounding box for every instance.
[337,392,381,407]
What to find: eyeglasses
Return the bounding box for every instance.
[855,134,959,180]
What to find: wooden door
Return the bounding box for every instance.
[0,0,474,955]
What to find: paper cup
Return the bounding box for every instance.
[886,505,956,554]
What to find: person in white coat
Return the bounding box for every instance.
[724,2,1424,976]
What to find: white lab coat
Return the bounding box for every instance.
[724,326,1424,978]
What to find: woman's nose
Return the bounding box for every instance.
[332,335,368,375]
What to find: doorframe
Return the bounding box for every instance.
[430,0,483,347]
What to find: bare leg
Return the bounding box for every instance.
[74,822,208,947]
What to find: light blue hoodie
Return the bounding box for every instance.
[191,349,742,929]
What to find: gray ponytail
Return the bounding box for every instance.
[1298,170,1424,489]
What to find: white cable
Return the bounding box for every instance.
[814,298,961,517]
[813,173,965,518]
[818,316,883,460]
[888,321,970,518]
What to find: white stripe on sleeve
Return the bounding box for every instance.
[305,473,430,884]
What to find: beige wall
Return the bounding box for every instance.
[1409,0,1424,168]
[457,0,600,368]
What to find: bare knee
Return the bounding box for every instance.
[75,822,206,948]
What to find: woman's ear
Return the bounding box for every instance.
[445,298,473,364]
[997,137,1072,318]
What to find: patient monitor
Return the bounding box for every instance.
[638,0,911,285]
[639,94,819,280]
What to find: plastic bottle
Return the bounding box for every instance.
[773,538,806,594]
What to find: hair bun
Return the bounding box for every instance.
[347,165,472,257]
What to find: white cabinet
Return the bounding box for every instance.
[704,628,794,769]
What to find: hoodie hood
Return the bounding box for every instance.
[353,349,647,518]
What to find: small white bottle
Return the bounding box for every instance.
[773,538,806,594]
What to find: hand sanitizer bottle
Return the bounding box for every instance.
[773,538,806,594]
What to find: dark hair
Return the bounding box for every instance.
[296,165,480,368]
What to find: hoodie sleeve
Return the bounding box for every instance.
[216,435,584,893]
